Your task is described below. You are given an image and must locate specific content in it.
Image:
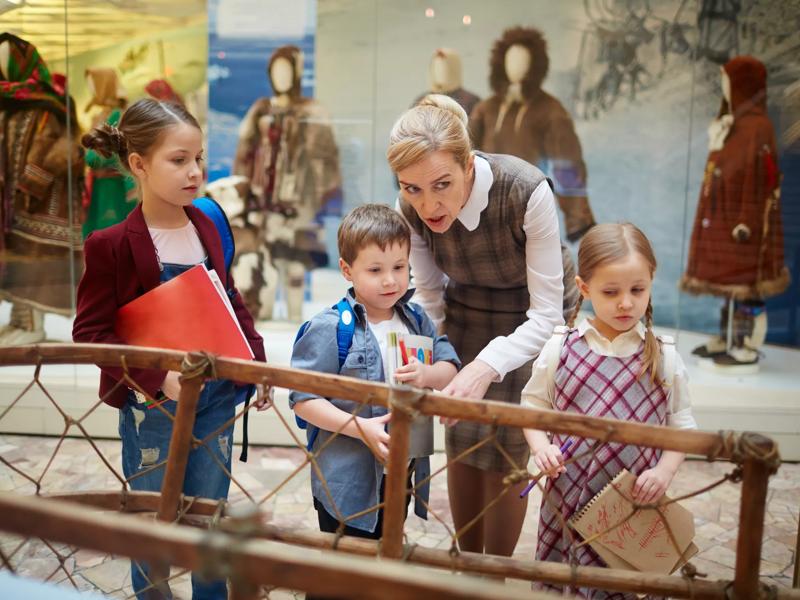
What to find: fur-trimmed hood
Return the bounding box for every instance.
[488,26,549,98]
[268,44,303,99]
[724,55,767,117]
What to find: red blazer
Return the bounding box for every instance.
[73,204,266,408]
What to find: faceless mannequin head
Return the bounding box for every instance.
[721,68,731,104]
[0,40,9,80]
[431,56,451,89]
[84,67,127,111]
[267,45,303,101]
[429,48,462,94]
[489,27,548,98]
[504,44,531,84]
[270,57,294,95]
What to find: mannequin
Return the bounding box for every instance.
[681,56,789,370]
[413,48,480,117]
[81,67,136,238]
[145,78,184,105]
[470,27,596,241]
[0,33,84,345]
[233,45,341,322]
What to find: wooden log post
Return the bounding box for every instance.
[150,352,211,595]
[794,502,800,588]
[224,505,262,600]
[732,432,779,599]
[380,387,415,559]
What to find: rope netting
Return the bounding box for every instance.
[0,345,793,599]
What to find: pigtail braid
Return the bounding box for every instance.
[567,295,583,328]
[639,299,662,385]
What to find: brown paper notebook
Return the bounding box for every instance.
[569,469,698,574]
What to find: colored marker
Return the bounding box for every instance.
[519,439,574,498]
[398,339,409,366]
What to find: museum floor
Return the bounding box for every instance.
[1,435,797,598]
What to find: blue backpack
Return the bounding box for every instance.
[193,196,256,461]
[293,300,423,451]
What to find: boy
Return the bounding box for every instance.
[289,203,460,544]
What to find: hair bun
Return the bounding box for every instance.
[417,93,468,126]
[81,122,128,159]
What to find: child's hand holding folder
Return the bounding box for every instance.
[393,355,431,388]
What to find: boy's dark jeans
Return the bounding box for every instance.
[307,465,413,600]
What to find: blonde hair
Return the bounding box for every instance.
[337,204,410,265]
[386,93,472,173]
[569,223,662,385]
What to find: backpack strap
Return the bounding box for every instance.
[406,302,424,330]
[292,298,356,451]
[546,325,571,384]
[335,298,356,369]
[658,334,677,385]
[192,196,236,273]
[193,196,253,460]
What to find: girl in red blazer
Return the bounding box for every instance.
[73,98,267,600]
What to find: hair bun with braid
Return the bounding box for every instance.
[81,122,128,160]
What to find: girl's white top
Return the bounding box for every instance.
[521,317,697,429]
[148,221,206,265]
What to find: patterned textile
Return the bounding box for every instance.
[400,152,579,471]
[0,33,66,115]
[535,330,667,599]
[0,33,83,314]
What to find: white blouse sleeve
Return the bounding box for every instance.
[396,199,448,328]
[667,353,698,429]
[475,179,565,379]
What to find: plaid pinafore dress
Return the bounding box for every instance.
[536,329,668,599]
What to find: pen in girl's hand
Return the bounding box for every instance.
[519,439,574,498]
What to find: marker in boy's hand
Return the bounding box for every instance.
[398,339,410,366]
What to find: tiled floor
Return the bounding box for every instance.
[0,434,797,598]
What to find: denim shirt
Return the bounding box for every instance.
[289,288,461,533]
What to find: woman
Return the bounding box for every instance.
[389,94,578,556]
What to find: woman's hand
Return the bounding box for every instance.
[253,383,274,411]
[438,359,499,426]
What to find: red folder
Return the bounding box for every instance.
[115,264,254,360]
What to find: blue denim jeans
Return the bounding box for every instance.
[119,379,235,600]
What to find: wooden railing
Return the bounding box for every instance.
[0,343,797,599]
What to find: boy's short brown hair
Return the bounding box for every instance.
[337,204,411,264]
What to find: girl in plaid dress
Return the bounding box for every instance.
[522,223,697,599]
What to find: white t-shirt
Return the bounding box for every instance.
[148,221,206,265]
[367,311,409,382]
